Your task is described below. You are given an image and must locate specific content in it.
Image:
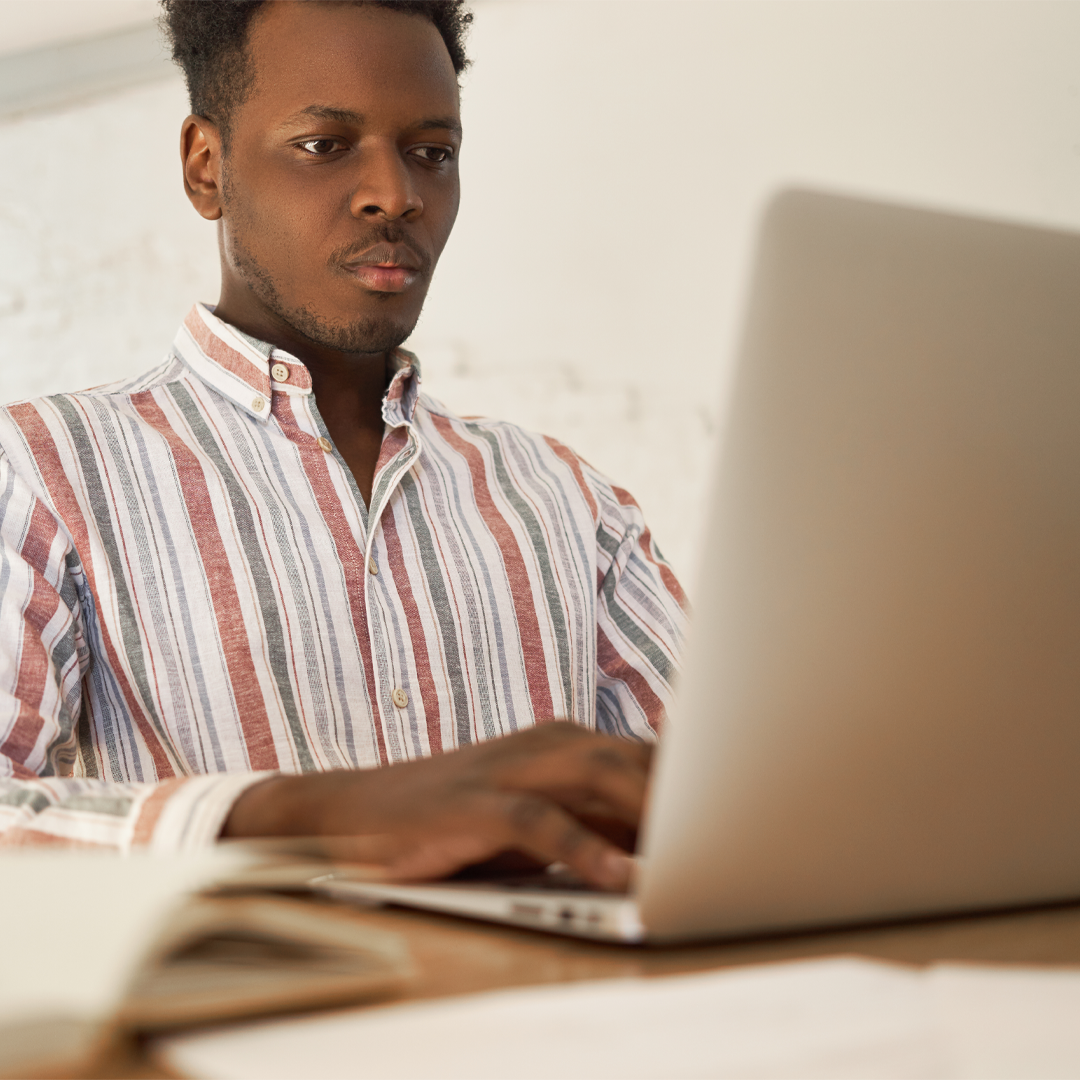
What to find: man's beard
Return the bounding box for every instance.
[227,224,424,356]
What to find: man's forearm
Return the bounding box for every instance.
[222,771,362,838]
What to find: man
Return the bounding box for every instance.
[0,0,686,890]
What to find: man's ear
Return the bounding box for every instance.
[181,115,224,221]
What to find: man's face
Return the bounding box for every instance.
[211,1,461,355]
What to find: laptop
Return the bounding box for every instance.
[313,188,1080,943]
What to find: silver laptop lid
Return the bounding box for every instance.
[639,189,1080,941]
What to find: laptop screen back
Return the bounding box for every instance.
[639,190,1080,941]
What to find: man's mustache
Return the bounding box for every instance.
[329,227,432,276]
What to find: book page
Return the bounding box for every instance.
[0,850,243,1027]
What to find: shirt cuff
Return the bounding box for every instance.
[132,772,277,854]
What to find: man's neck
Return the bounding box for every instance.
[213,300,395,508]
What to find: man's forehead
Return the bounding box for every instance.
[278,104,463,138]
[243,3,461,124]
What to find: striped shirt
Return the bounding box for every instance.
[0,304,688,851]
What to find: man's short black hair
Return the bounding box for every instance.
[160,1,471,141]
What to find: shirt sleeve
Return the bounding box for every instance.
[591,473,690,740]
[0,451,267,852]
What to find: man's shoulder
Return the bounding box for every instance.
[1,355,184,423]
[0,355,188,484]
[416,389,590,468]
[413,391,635,522]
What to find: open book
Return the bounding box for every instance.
[0,847,410,1079]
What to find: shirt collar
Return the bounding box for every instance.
[173,303,422,425]
[383,348,422,428]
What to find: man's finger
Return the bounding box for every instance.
[495,739,653,825]
[345,791,637,890]
[491,790,635,890]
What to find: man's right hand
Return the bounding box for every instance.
[221,722,652,891]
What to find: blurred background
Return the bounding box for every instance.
[2,0,1080,586]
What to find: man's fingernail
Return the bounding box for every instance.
[599,850,633,889]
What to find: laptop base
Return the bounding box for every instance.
[312,872,645,943]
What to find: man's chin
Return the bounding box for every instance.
[285,307,415,357]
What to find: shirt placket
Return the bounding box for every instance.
[363,427,423,762]
[262,347,425,764]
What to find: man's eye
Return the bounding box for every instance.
[298,138,343,155]
[413,146,453,164]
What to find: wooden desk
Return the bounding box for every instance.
[92,898,1080,1078]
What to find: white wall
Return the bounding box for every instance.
[3,0,1080,585]
[0,0,157,55]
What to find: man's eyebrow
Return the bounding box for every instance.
[291,105,364,125]
[283,105,462,137]
[417,116,464,138]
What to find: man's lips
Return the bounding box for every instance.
[341,243,425,294]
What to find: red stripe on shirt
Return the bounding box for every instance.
[132,776,189,846]
[185,307,271,398]
[379,508,444,751]
[543,436,599,522]
[596,624,664,733]
[638,528,688,611]
[274,395,388,765]
[130,392,280,770]
[6,403,178,778]
[0,567,62,765]
[431,414,554,720]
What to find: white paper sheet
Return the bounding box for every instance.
[158,956,941,1079]
[161,954,1080,1080]
[929,964,1080,1079]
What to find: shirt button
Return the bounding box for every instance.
[391,688,409,709]
[317,436,332,452]
[367,556,378,575]
[251,396,265,412]
[271,362,290,383]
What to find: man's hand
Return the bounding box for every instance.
[221,723,652,891]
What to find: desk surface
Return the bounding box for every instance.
[93,897,1080,1079]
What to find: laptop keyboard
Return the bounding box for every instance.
[495,868,597,892]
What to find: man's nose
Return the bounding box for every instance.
[349,143,423,222]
